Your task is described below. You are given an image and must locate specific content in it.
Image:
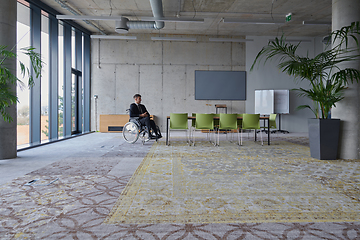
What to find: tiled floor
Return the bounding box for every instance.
[0,132,359,239]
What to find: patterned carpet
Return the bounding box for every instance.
[1,134,360,239]
[106,140,360,225]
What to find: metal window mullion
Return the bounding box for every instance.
[83,34,90,132]
[63,24,72,137]
[49,15,58,140]
[29,4,41,144]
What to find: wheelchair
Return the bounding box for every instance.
[122,110,160,144]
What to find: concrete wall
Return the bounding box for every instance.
[246,36,324,132]
[91,37,246,132]
[0,0,17,159]
[91,34,324,133]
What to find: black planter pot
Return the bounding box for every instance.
[308,118,340,160]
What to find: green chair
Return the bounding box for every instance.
[168,113,189,145]
[217,113,240,146]
[261,113,277,142]
[192,113,214,146]
[263,113,277,133]
[240,113,263,146]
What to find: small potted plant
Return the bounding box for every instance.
[251,22,360,160]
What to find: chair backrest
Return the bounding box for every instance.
[195,113,214,130]
[237,114,243,128]
[219,113,238,130]
[242,114,260,130]
[170,113,188,129]
[269,113,277,129]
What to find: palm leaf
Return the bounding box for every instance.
[250,22,360,119]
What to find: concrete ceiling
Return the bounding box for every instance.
[39,0,332,37]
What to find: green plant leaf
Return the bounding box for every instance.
[250,22,360,119]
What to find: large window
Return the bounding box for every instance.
[16,0,91,149]
[58,23,64,138]
[41,12,49,143]
[16,1,31,146]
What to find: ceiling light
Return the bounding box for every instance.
[57,15,204,23]
[140,17,204,23]
[57,15,123,20]
[223,18,285,25]
[268,39,312,43]
[302,21,331,25]
[90,35,137,40]
[209,38,254,42]
[151,37,197,41]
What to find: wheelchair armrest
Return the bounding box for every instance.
[129,117,141,127]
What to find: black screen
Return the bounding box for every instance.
[195,70,246,100]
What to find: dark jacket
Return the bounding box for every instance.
[129,103,149,118]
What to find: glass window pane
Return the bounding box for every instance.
[16,2,31,147]
[71,29,75,69]
[41,14,49,143]
[58,22,64,138]
[71,73,76,132]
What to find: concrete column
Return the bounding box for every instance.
[332,0,360,159]
[0,0,17,159]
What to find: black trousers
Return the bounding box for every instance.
[139,116,160,136]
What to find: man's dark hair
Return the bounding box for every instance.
[133,93,141,99]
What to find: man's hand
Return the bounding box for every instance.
[140,112,148,117]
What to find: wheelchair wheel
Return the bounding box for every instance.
[139,129,150,144]
[123,122,140,144]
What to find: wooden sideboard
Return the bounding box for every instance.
[99,114,153,132]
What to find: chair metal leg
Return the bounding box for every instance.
[167,127,170,146]
[240,129,243,146]
[237,129,240,145]
[186,129,190,145]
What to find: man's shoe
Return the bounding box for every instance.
[156,135,162,139]
[149,135,157,139]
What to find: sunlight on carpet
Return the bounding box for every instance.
[105,140,360,224]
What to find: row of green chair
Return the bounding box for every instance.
[169,113,277,146]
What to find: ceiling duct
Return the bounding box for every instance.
[115,17,129,33]
[55,0,165,33]
[149,0,165,30]
[123,0,165,32]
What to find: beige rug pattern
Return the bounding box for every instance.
[106,140,360,224]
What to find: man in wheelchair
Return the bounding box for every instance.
[129,94,162,140]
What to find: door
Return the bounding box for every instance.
[71,69,82,134]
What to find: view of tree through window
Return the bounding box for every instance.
[16,2,31,146]
[41,13,50,143]
[16,0,89,148]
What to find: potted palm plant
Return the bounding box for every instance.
[0,45,43,122]
[250,22,360,160]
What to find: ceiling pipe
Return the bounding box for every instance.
[54,0,165,33]
[149,0,165,30]
[53,0,106,35]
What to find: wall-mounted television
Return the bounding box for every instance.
[195,70,246,100]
